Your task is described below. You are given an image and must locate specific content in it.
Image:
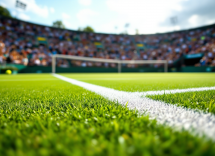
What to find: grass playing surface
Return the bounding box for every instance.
[0,73,215,156]
[61,73,215,91]
[148,90,215,114]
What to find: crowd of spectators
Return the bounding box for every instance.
[0,17,215,68]
[135,28,215,67]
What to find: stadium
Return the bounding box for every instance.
[0,0,215,155]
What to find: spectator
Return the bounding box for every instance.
[0,16,214,68]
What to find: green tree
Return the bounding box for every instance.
[83,26,94,33]
[78,26,95,33]
[52,20,65,29]
[0,5,12,18]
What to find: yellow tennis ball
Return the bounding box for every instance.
[6,70,12,75]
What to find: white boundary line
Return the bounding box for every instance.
[135,86,215,96]
[53,74,215,140]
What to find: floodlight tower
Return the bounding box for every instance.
[124,23,129,35]
[15,0,27,18]
[170,16,178,31]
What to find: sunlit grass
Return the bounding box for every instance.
[61,73,215,91]
[148,90,215,114]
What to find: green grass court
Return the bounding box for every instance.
[0,73,215,156]
[61,73,215,91]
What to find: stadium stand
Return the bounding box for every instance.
[0,16,215,69]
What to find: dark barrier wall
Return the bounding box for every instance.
[1,64,215,74]
[18,66,215,73]
[181,66,215,72]
[18,66,165,73]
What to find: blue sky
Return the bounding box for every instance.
[1,0,215,34]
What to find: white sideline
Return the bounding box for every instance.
[136,86,215,96]
[53,74,215,140]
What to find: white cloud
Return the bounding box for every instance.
[206,20,215,25]
[105,0,186,34]
[78,0,92,6]
[61,13,72,28]
[63,20,72,28]
[18,12,30,20]
[50,7,55,13]
[0,2,6,7]
[62,13,70,19]
[1,0,50,18]
[76,9,97,24]
[174,25,181,31]
[188,15,198,25]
